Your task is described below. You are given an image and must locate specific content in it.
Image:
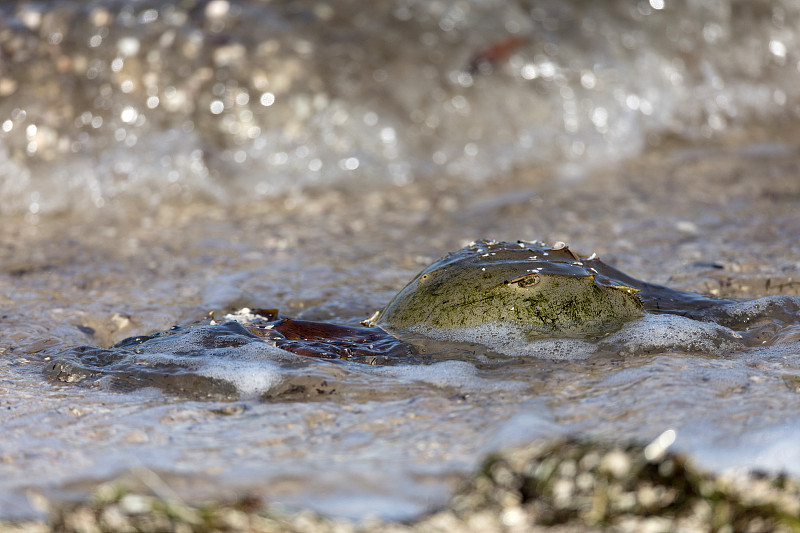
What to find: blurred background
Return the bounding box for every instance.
[2,0,799,221]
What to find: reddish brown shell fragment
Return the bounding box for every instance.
[248,318,416,363]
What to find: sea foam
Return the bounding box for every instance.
[410,312,746,360]
[126,324,291,397]
[373,359,527,394]
[410,322,596,360]
[598,314,744,357]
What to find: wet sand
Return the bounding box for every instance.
[2,128,800,526]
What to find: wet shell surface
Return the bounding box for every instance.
[366,239,644,337]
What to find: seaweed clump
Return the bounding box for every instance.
[5,438,800,532]
[446,437,800,532]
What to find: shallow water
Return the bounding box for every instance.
[2,0,800,523]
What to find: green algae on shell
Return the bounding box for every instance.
[365,239,644,337]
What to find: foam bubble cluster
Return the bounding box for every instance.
[411,322,596,359]
[44,321,303,399]
[374,359,526,394]
[712,296,800,330]
[598,314,744,357]
[140,328,287,398]
[411,312,747,360]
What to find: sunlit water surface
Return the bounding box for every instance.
[2,0,800,522]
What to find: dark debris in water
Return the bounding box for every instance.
[43,342,240,401]
[9,438,800,532]
[44,321,264,400]
[265,318,416,363]
[42,317,419,401]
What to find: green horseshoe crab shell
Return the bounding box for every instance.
[364,239,644,337]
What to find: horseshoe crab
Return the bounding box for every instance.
[362,239,645,337]
[46,239,768,397]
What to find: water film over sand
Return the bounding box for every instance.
[1,0,800,530]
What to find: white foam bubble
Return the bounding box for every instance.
[409,312,748,359]
[410,322,595,360]
[717,296,800,329]
[599,314,743,356]
[374,360,525,393]
[196,345,285,397]
[139,327,290,397]
[726,295,798,314]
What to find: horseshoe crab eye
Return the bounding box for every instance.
[417,266,448,284]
